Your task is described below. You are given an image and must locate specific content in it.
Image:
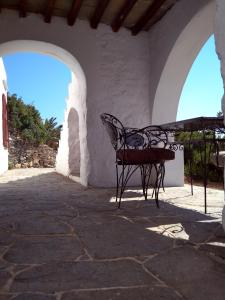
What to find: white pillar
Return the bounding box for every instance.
[214,0,225,231]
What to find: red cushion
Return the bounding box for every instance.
[116,148,175,164]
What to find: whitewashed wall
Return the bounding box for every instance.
[56,0,214,188]
[149,0,214,124]
[0,2,214,187]
[151,1,215,125]
[0,58,8,175]
[146,0,214,186]
[214,0,225,231]
[56,72,81,178]
[0,11,152,187]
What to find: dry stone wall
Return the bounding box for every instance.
[9,137,57,169]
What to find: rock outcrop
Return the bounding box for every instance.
[9,137,57,169]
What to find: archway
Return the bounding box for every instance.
[0,40,88,185]
[152,1,215,124]
[177,35,223,120]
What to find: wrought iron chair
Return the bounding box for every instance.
[100,113,175,208]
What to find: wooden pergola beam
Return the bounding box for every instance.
[111,0,138,32]
[132,0,166,35]
[90,0,110,29]
[19,0,27,18]
[44,0,56,23]
[67,0,83,26]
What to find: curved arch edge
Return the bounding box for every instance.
[152,1,215,124]
[0,40,89,186]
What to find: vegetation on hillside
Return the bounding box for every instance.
[175,113,224,183]
[7,93,62,148]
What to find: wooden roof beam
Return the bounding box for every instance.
[19,0,27,18]
[67,0,83,26]
[44,0,56,23]
[111,0,138,32]
[90,0,110,29]
[132,0,166,35]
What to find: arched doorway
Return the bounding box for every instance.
[0,40,88,186]
[152,1,215,124]
[177,35,223,120]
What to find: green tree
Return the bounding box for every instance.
[175,130,223,182]
[7,93,61,147]
[44,117,62,148]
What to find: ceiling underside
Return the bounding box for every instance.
[0,0,179,35]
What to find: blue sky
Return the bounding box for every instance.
[177,35,223,120]
[2,35,224,125]
[3,53,71,125]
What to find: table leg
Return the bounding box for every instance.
[203,130,207,214]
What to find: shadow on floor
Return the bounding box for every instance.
[0,170,224,300]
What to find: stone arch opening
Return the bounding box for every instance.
[176,34,223,120]
[0,40,88,185]
[152,1,215,124]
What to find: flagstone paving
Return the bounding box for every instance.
[0,168,224,300]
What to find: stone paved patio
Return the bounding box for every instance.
[0,169,225,300]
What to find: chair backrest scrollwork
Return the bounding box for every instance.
[100,113,126,150]
[100,113,168,151]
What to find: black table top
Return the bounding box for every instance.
[160,116,225,132]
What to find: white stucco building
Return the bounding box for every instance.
[0,0,225,227]
[0,0,215,188]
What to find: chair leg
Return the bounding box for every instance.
[153,165,160,208]
[117,164,125,208]
[153,163,165,208]
[116,164,139,208]
[140,165,152,201]
[160,163,165,192]
[152,163,165,197]
[117,163,163,208]
[116,164,119,203]
[140,165,146,200]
